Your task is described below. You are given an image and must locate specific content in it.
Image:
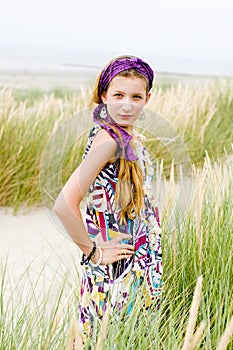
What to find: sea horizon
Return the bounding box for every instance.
[1,45,233,78]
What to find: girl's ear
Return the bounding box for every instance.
[145,92,151,104]
[101,92,107,104]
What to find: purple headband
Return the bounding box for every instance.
[98,57,154,99]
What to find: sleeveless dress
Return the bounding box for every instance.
[78,125,162,335]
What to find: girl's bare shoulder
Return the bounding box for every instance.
[91,128,118,150]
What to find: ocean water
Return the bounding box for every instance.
[0,46,233,77]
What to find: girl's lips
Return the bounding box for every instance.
[119,115,133,118]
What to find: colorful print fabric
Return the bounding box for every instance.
[78,125,162,335]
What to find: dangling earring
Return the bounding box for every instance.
[100,106,108,119]
[140,110,145,120]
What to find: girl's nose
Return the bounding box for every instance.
[122,101,132,112]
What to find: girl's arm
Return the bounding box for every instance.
[53,129,134,263]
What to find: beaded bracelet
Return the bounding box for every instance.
[80,241,96,266]
[90,247,103,267]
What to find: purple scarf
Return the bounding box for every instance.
[93,104,138,161]
[98,56,154,99]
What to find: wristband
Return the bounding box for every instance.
[80,241,96,265]
[91,247,103,267]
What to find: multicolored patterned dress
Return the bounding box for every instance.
[78,125,162,335]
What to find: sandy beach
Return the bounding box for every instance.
[0,68,98,91]
[0,68,215,92]
[0,207,82,307]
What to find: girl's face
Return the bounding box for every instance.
[101,76,150,132]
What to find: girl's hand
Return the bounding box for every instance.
[93,233,135,265]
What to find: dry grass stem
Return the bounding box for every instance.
[95,304,111,350]
[189,321,206,350]
[67,317,84,350]
[41,287,75,350]
[195,172,206,261]
[216,316,233,350]
[42,310,63,350]
[173,227,177,267]
[182,276,203,350]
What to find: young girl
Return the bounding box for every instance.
[54,55,162,339]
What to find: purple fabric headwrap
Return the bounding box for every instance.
[98,57,154,99]
[93,104,138,161]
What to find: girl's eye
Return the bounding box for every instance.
[114,93,122,97]
[133,95,142,99]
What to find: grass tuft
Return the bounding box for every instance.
[0,80,232,349]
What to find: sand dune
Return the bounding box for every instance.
[0,207,82,304]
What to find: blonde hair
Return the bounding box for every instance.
[91,55,149,223]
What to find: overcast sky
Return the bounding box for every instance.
[0,0,233,69]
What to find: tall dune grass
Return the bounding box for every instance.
[0,79,233,210]
[0,79,232,348]
[147,78,233,166]
[0,86,91,210]
[0,154,232,349]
